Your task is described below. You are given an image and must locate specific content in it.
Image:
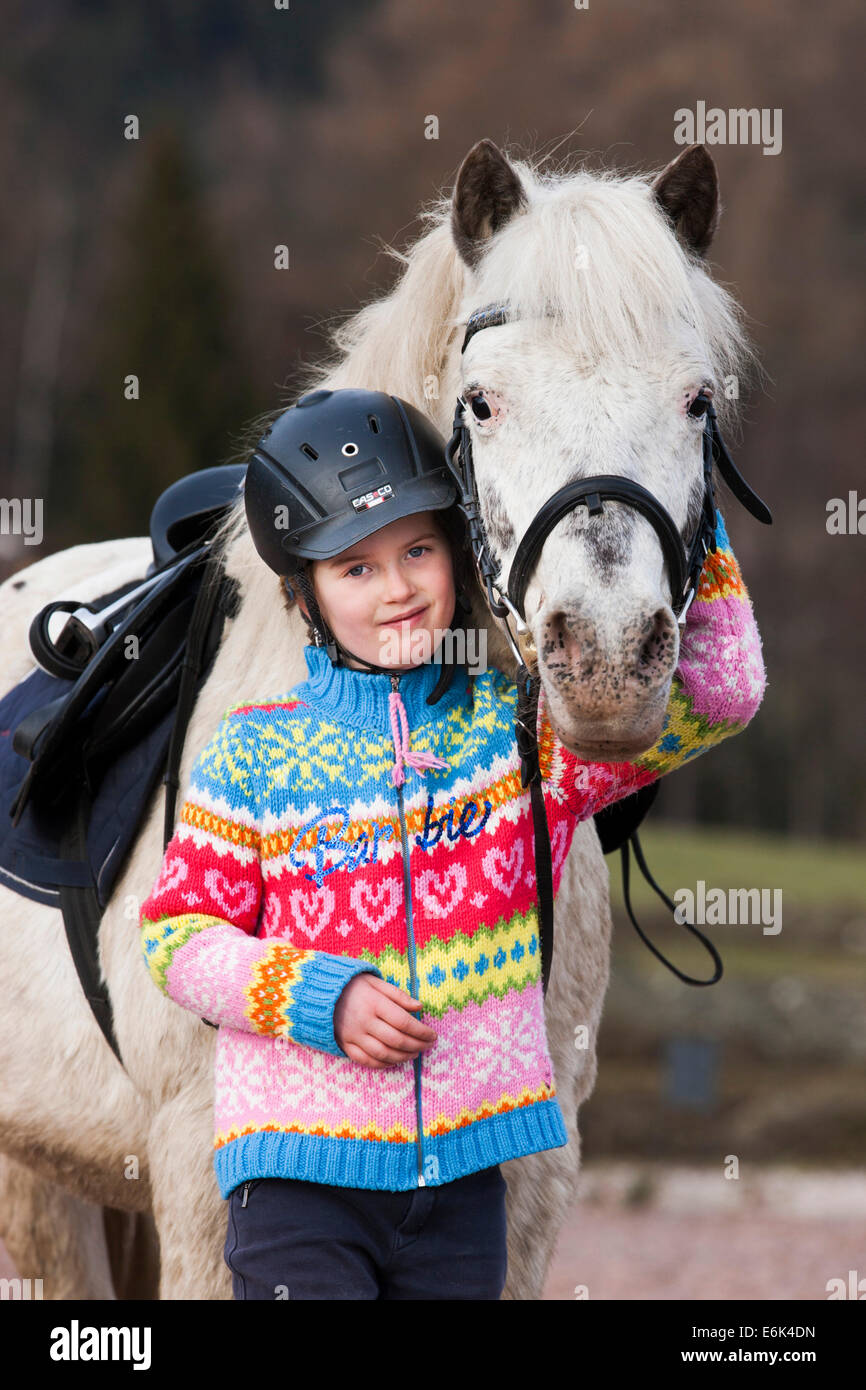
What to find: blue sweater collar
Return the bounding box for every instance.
[294,643,471,731]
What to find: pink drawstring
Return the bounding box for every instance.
[389,690,449,787]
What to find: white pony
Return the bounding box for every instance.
[0,139,754,1299]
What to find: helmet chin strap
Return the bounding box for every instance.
[289,566,464,694]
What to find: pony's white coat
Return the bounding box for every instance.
[0,144,752,1298]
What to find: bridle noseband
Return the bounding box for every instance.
[443,300,773,994]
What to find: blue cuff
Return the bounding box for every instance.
[285,953,383,1057]
[713,508,729,550]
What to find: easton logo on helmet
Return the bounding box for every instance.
[351,484,394,512]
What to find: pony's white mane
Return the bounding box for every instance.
[211,148,756,569]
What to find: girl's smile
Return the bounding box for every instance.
[378,604,429,628]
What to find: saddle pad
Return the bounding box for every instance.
[0,664,174,909]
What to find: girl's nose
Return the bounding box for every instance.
[381,564,415,601]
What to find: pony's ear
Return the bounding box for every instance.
[451,138,529,271]
[652,144,720,257]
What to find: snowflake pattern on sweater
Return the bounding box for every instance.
[140,509,766,1196]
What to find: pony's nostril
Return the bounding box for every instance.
[637,608,677,672]
[543,609,598,676]
[543,611,575,666]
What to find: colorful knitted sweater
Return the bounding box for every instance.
[140,510,766,1197]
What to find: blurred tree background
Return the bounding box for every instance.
[1,0,864,851]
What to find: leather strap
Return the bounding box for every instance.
[620,829,723,985]
[508,473,690,620]
[57,788,125,1065]
[514,664,555,997]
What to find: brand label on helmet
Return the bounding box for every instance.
[351,484,393,512]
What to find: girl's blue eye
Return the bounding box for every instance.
[343,544,431,577]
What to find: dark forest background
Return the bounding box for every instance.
[1,0,864,842]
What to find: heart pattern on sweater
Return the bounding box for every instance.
[288,884,333,942]
[203,869,257,921]
[350,878,402,932]
[482,838,525,895]
[418,864,467,918]
[154,855,187,896]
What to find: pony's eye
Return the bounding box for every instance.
[469,392,492,422]
[688,389,711,419]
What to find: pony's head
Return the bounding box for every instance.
[445,139,756,759]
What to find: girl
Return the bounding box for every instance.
[139,387,766,1300]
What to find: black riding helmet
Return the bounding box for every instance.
[243,388,473,691]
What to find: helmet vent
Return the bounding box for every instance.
[368,415,380,434]
[301,443,318,460]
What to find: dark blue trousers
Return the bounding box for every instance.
[224,1165,508,1300]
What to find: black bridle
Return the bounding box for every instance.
[444,301,773,994]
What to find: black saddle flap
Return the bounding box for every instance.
[12,691,72,763]
[84,588,197,771]
[0,662,175,907]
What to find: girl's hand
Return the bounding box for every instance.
[334,975,437,1068]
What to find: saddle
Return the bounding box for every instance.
[0,465,669,1069]
[0,467,245,1064]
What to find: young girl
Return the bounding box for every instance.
[139,387,767,1300]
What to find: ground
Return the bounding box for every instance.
[2,1161,862,1300]
[543,1161,865,1300]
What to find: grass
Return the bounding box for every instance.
[614,935,866,984]
[605,821,866,912]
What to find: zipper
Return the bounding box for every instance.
[391,671,426,1188]
[241,1182,250,1207]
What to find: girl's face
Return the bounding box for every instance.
[297,510,456,671]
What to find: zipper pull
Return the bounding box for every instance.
[241,1182,250,1208]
